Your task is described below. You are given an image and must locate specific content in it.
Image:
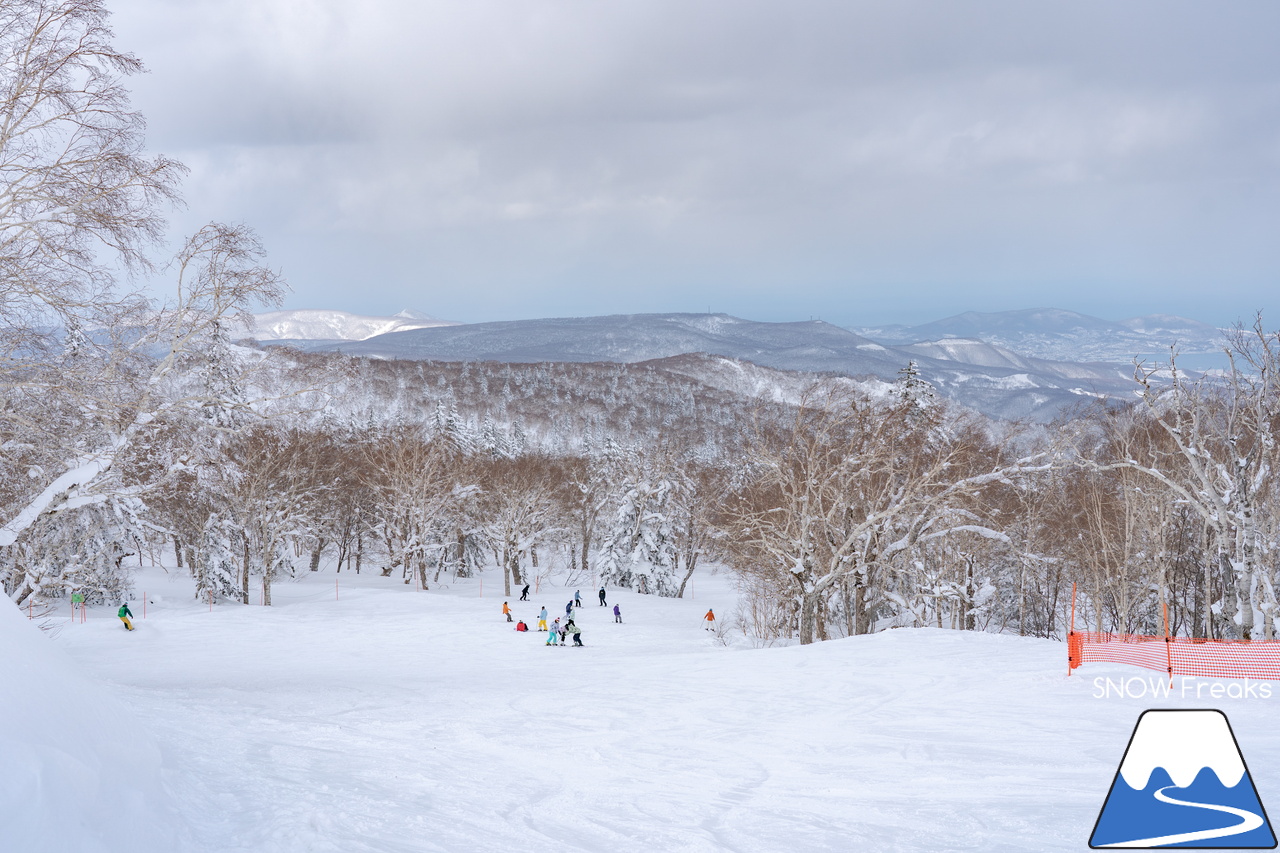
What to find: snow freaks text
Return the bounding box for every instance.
[1092,677,1273,701]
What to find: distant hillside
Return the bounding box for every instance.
[244,309,456,342]
[261,312,1140,422]
[853,308,1228,366]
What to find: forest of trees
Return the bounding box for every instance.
[3,1,1279,647]
[5,328,1280,646]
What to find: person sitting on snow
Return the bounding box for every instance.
[515,620,528,632]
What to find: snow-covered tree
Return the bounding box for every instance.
[598,476,680,596]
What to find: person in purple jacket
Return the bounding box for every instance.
[613,604,622,623]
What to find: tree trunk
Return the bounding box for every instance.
[241,533,251,605]
[799,590,819,645]
[309,538,326,572]
[676,552,698,599]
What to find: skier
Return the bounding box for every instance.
[704,608,716,631]
[515,620,529,632]
[520,583,530,602]
[118,602,134,631]
[598,587,607,606]
[574,589,582,608]
[502,601,512,622]
[566,619,583,646]
[538,607,548,632]
[547,618,561,645]
[614,603,622,624]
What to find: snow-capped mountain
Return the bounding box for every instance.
[243,309,456,342]
[1118,710,1246,790]
[269,312,1139,422]
[854,308,1228,366]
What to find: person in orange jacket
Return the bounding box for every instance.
[502,601,512,622]
[704,608,716,630]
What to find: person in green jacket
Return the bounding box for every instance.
[118,602,134,631]
[566,619,583,646]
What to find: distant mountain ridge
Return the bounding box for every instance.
[244,308,457,342]
[258,311,1142,422]
[853,308,1228,365]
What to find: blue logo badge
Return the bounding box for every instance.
[1091,709,1276,848]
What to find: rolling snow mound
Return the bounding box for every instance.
[0,603,182,852]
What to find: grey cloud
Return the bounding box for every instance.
[107,0,1280,327]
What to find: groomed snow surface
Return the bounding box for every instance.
[8,566,1280,852]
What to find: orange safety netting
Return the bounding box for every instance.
[1068,631,1280,680]
[1065,583,1280,680]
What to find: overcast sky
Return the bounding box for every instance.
[108,0,1279,328]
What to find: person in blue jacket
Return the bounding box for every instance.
[614,604,622,624]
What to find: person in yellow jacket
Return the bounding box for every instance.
[502,601,512,622]
[118,602,135,631]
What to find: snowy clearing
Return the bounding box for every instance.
[14,567,1280,852]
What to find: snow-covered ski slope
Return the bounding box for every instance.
[31,568,1280,852]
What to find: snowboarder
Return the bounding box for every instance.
[613,604,622,624]
[566,619,583,646]
[538,607,548,631]
[520,583,530,602]
[704,608,716,630]
[502,601,513,622]
[565,600,574,618]
[598,587,607,606]
[515,620,528,632]
[547,618,561,645]
[118,602,134,631]
[574,589,582,608]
